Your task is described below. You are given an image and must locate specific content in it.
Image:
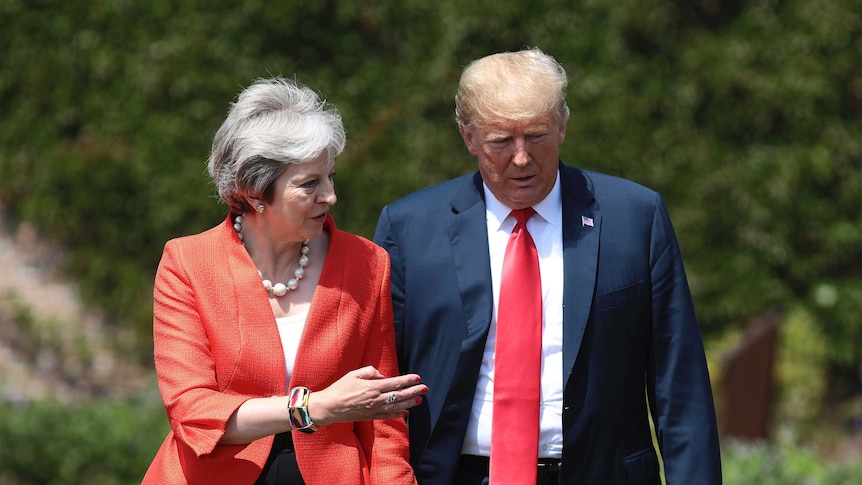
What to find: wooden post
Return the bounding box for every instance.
[719,313,780,441]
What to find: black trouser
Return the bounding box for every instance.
[255,432,305,485]
[454,454,561,485]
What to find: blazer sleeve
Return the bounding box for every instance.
[152,240,250,457]
[646,195,722,484]
[353,249,417,485]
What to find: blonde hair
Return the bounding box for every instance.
[455,47,570,127]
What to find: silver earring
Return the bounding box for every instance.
[256,204,264,213]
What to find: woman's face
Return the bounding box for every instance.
[260,153,337,242]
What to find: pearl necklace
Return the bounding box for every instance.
[233,214,310,297]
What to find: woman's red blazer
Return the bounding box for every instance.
[142,214,415,484]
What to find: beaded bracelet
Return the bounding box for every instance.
[287,386,318,433]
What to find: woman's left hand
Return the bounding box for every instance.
[305,366,427,427]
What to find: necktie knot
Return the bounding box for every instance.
[511,207,535,227]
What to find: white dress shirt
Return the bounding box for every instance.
[461,172,564,459]
[275,309,308,381]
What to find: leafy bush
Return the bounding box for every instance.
[721,439,862,485]
[0,396,168,485]
[773,307,830,445]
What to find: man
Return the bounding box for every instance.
[373,47,721,485]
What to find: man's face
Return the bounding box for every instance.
[459,114,566,209]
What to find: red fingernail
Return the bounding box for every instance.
[415,397,423,404]
[414,376,421,382]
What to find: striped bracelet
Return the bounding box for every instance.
[287,386,319,434]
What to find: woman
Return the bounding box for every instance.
[143,77,426,485]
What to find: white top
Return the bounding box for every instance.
[461,173,565,459]
[275,309,309,381]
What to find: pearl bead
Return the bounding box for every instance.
[234,213,310,297]
[272,283,288,297]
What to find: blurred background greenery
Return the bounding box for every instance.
[0,0,860,483]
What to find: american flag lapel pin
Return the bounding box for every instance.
[581,215,594,227]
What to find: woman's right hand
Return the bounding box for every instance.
[306,366,427,427]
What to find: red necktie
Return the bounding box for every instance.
[490,208,542,485]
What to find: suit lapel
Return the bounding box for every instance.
[293,216,344,387]
[559,165,600,379]
[222,214,287,395]
[447,173,494,348]
[421,173,494,463]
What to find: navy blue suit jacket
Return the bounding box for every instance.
[373,163,721,485]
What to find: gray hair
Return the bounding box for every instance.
[454,47,570,127]
[207,76,346,212]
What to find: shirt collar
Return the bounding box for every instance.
[483,170,562,231]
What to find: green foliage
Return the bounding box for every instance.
[0,396,169,485]
[0,0,860,390]
[721,439,862,485]
[774,307,830,444]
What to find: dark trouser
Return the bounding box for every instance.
[255,432,305,485]
[454,454,561,485]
